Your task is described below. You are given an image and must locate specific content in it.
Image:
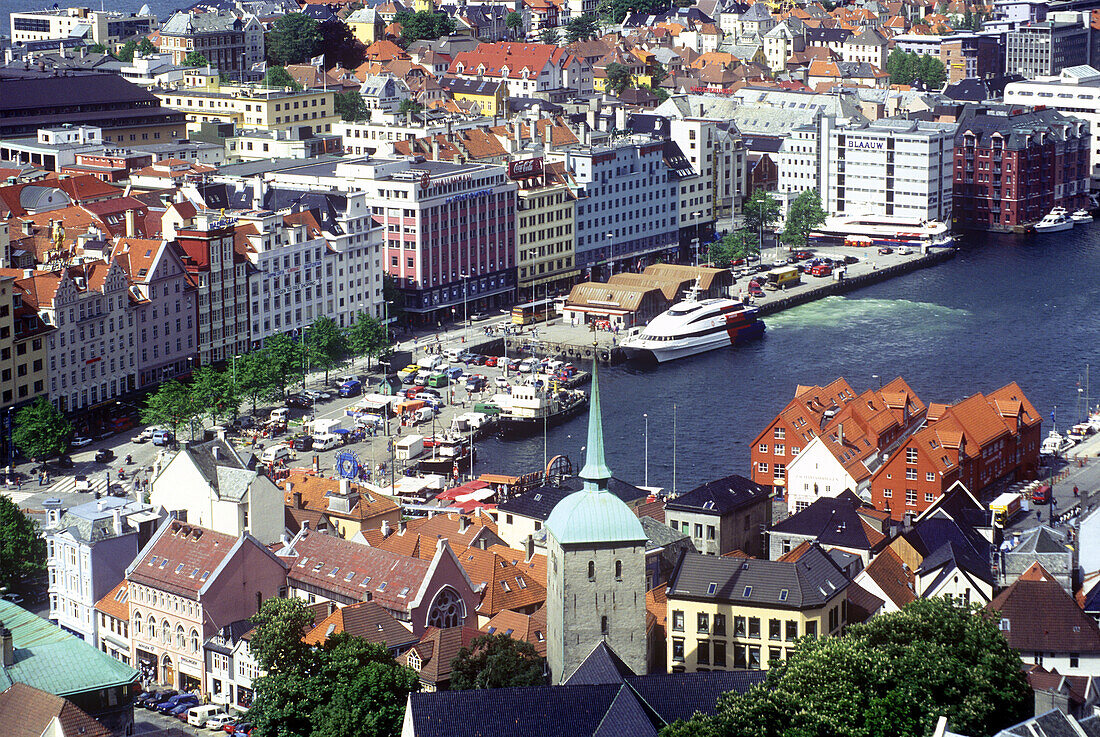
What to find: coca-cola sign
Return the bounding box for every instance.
[508,157,544,180]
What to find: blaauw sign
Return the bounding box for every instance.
[847,139,884,150]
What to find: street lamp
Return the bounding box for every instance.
[691,237,700,267]
[605,232,615,278]
[643,412,649,487]
[459,272,470,346]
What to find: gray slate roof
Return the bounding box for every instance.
[185,438,257,502]
[162,10,245,35]
[665,474,767,516]
[668,544,848,609]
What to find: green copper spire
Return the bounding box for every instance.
[579,357,612,490]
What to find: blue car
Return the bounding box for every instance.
[338,380,362,398]
[157,694,198,714]
[444,366,464,380]
[167,700,198,718]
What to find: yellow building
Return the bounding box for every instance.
[441,77,507,117]
[665,544,849,672]
[515,160,579,301]
[346,7,383,46]
[153,77,339,136]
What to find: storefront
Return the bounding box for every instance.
[178,655,203,693]
[136,649,158,687]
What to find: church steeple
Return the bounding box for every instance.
[579,358,612,491]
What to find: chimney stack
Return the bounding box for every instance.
[293,491,303,509]
[124,209,136,238]
[460,516,470,532]
[112,508,123,536]
[525,534,535,562]
[381,519,392,538]
[0,623,12,667]
[431,136,440,161]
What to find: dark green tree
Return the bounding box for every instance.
[265,333,305,397]
[320,18,367,68]
[398,98,423,115]
[540,27,559,44]
[235,350,278,414]
[141,379,199,440]
[0,495,45,592]
[249,597,315,673]
[506,11,524,38]
[189,366,240,425]
[116,39,138,62]
[267,13,323,65]
[184,50,209,67]
[335,90,370,121]
[917,53,947,89]
[13,397,73,461]
[742,188,781,252]
[564,14,598,42]
[86,42,108,54]
[706,228,757,267]
[393,11,456,45]
[264,65,303,90]
[604,61,633,95]
[451,633,546,690]
[598,0,667,23]
[662,598,1031,737]
[306,316,349,383]
[886,48,909,85]
[137,37,158,56]
[780,188,827,248]
[348,312,390,368]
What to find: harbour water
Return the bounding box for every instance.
[478,230,1100,492]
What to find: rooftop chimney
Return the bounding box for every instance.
[525,534,535,563]
[293,491,302,509]
[97,498,105,512]
[381,519,392,538]
[112,508,123,536]
[211,445,220,460]
[460,516,470,533]
[0,623,12,667]
[124,209,136,238]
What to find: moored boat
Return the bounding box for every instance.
[1035,208,1074,232]
[1072,209,1094,223]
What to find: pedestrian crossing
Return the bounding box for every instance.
[46,475,135,498]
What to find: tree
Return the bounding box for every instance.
[335,90,370,121]
[741,188,781,251]
[604,61,633,95]
[86,42,108,54]
[306,316,349,384]
[451,633,546,690]
[706,228,757,267]
[184,51,209,67]
[917,53,947,89]
[0,495,45,592]
[141,379,199,440]
[116,39,138,63]
[248,598,419,737]
[598,0,667,23]
[780,188,827,248]
[662,598,1031,737]
[189,366,240,425]
[264,333,305,398]
[263,65,303,90]
[650,60,669,88]
[267,13,322,65]
[564,14,598,42]
[319,18,367,69]
[348,313,390,369]
[398,98,423,115]
[13,397,73,461]
[540,27,560,44]
[506,11,523,38]
[393,10,456,45]
[235,350,278,414]
[137,37,157,56]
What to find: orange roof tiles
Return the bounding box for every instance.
[862,546,916,608]
[284,471,400,526]
[482,607,547,655]
[94,579,129,621]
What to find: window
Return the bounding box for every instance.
[743,586,753,598]
[906,468,918,480]
[672,638,685,662]
[601,616,609,635]
[926,472,935,482]
[588,561,595,581]
[906,447,918,464]
[925,492,934,503]
[734,616,746,637]
[806,621,817,638]
[748,617,760,639]
[672,610,685,632]
[757,462,768,474]
[769,619,781,640]
[706,525,716,540]
[697,612,709,633]
[714,613,726,636]
[759,443,768,453]
[713,640,726,666]
[883,488,893,498]
[615,560,622,581]
[749,645,761,669]
[176,624,185,648]
[190,628,200,652]
[1071,653,1080,668]
[905,489,917,505]
[694,524,703,539]
[774,427,785,440]
[697,639,710,665]
[786,620,798,641]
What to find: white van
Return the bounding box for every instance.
[261,445,291,464]
[420,354,444,371]
[312,433,340,451]
[335,374,359,386]
[269,407,290,423]
[187,705,224,727]
[413,406,436,424]
[443,348,462,362]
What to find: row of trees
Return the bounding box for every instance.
[392,10,457,46]
[142,313,390,437]
[886,50,948,90]
[704,189,826,267]
[266,13,368,69]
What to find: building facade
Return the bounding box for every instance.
[154,80,338,136]
[664,475,771,558]
[8,6,156,45]
[1005,16,1091,78]
[158,11,264,74]
[514,158,578,301]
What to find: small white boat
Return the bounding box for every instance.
[1040,430,1076,455]
[1035,209,1074,232]
[1072,209,1094,223]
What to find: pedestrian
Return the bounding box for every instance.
[1036,510,1042,523]
[1074,485,1080,497]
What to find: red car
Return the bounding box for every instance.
[878,246,894,255]
[483,356,498,367]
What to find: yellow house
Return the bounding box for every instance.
[665,544,850,672]
[441,77,507,116]
[153,78,339,135]
[593,47,650,93]
[346,7,383,46]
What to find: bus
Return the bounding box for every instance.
[512,298,555,325]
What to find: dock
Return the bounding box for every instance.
[468,246,956,364]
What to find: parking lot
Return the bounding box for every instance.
[134,708,217,736]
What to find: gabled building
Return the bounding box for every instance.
[158,11,265,75]
[284,472,402,541]
[0,682,111,737]
[768,491,890,563]
[664,474,771,558]
[397,625,481,691]
[203,619,259,712]
[448,42,592,100]
[94,580,132,667]
[303,599,418,654]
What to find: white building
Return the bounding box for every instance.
[9,6,156,45]
[784,435,871,514]
[777,115,956,222]
[204,620,260,712]
[1005,65,1100,188]
[44,497,162,644]
[150,437,285,545]
[335,115,487,157]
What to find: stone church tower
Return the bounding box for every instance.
[545,361,647,684]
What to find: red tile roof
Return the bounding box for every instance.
[128,521,240,599]
[987,562,1100,654]
[449,42,577,80]
[94,579,130,622]
[303,599,417,648]
[481,607,547,656]
[0,683,111,737]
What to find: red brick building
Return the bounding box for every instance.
[868,382,1042,520]
[953,104,1090,231]
[750,377,926,494]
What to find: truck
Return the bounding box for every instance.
[989,492,1027,528]
[308,417,344,437]
[395,434,425,460]
[765,265,801,290]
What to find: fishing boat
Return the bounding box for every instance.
[1040,430,1075,455]
[417,432,477,475]
[495,382,588,435]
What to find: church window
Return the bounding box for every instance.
[427,586,464,629]
[601,616,608,635]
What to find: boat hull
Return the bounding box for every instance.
[623,321,765,363]
[1035,222,1073,232]
[418,449,477,475]
[497,397,589,436]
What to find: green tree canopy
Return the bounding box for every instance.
[263,65,303,90]
[393,10,456,45]
[86,42,108,54]
[306,316,349,383]
[141,379,199,440]
[451,633,546,690]
[116,39,138,63]
[13,397,73,461]
[190,365,240,425]
[265,333,305,398]
[348,312,390,368]
[564,14,598,42]
[604,61,633,95]
[780,188,827,248]
[540,27,560,44]
[0,495,45,592]
[917,53,947,89]
[137,37,158,56]
[184,50,209,67]
[235,349,279,414]
[319,18,367,68]
[506,10,523,37]
[886,49,946,89]
[336,90,370,121]
[742,188,781,250]
[662,598,1031,737]
[267,13,322,65]
[248,598,420,737]
[598,0,667,23]
[398,98,423,115]
[706,228,757,267]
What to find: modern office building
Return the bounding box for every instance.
[8,6,155,45]
[1005,15,1091,78]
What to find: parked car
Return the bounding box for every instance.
[1,593,24,605]
[338,380,362,398]
[156,693,196,713]
[70,436,92,449]
[206,713,236,730]
[233,416,255,430]
[291,436,314,452]
[495,376,510,389]
[94,448,114,463]
[152,430,174,447]
[466,376,486,392]
[226,722,253,735]
[303,390,332,403]
[794,250,814,260]
[878,246,894,255]
[134,691,159,708]
[444,366,464,380]
[144,690,177,710]
[165,699,199,717]
[457,351,477,364]
[483,356,498,367]
[285,394,311,409]
[132,428,156,444]
[843,255,860,264]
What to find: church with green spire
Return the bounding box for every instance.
[545,360,648,684]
